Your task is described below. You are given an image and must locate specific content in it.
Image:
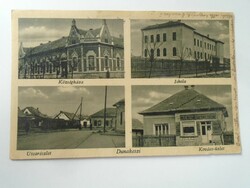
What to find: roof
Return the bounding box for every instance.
[55,111,89,120]
[194,31,224,44]
[142,20,195,31]
[91,108,117,118]
[18,107,27,118]
[132,119,143,130]
[139,87,228,116]
[112,36,124,48]
[22,107,49,119]
[24,37,68,56]
[113,98,125,107]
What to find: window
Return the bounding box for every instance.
[94,120,98,126]
[197,39,199,47]
[117,57,120,70]
[197,52,200,59]
[205,53,207,60]
[150,49,154,58]
[154,123,169,136]
[194,38,196,46]
[194,51,196,59]
[144,36,148,43]
[181,121,197,136]
[73,57,77,71]
[163,33,167,41]
[144,49,148,57]
[204,42,206,49]
[104,56,109,69]
[200,41,202,47]
[173,47,177,56]
[157,48,160,57]
[163,48,167,56]
[172,32,176,41]
[88,56,95,71]
[201,53,203,59]
[150,35,154,43]
[156,34,160,42]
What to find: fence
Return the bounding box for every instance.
[133,135,176,147]
[131,57,230,78]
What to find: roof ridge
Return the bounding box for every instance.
[175,91,200,110]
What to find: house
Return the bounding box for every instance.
[113,99,125,132]
[139,86,229,146]
[22,107,49,128]
[54,111,90,129]
[141,20,225,64]
[18,19,124,79]
[132,118,143,136]
[90,107,117,128]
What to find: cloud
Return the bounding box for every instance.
[148,91,167,99]
[19,87,49,99]
[189,21,210,28]
[57,87,90,95]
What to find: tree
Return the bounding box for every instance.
[176,46,193,78]
[143,39,163,78]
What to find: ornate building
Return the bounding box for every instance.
[18,19,124,79]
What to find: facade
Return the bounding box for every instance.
[19,19,124,79]
[139,86,229,146]
[132,118,143,136]
[113,99,125,132]
[141,20,224,64]
[90,108,117,129]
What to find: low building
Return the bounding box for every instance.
[132,118,143,136]
[90,108,117,129]
[139,86,229,146]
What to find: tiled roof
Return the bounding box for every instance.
[23,107,48,118]
[25,37,68,56]
[91,107,117,118]
[132,119,143,130]
[139,88,228,115]
[142,20,195,31]
[113,98,125,107]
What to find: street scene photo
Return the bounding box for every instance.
[132,85,234,147]
[18,18,124,79]
[131,20,230,78]
[17,86,125,150]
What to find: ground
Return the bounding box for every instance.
[17,129,125,150]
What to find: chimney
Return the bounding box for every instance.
[184,86,189,90]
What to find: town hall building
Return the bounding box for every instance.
[18,19,124,79]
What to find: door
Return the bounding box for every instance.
[200,122,212,144]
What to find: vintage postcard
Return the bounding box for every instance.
[11,10,240,159]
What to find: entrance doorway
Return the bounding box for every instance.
[200,121,212,144]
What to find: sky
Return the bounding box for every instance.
[131,20,230,58]
[19,18,124,47]
[132,85,233,131]
[18,86,124,117]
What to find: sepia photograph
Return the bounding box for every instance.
[17,86,125,150]
[132,85,234,147]
[131,20,230,78]
[18,18,124,79]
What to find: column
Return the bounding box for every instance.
[98,45,101,72]
[81,45,84,72]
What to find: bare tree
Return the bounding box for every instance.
[177,46,193,78]
[144,40,163,78]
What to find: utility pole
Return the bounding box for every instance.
[79,97,83,130]
[103,69,110,132]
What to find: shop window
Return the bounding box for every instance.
[181,121,197,136]
[154,123,169,136]
[172,32,176,41]
[163,33,167,42]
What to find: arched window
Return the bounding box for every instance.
[88,56,95,71]
[144,49,147,57]
[157,48,160,57]
[73,57,78,71]
[156,34,160,42]
[163,48,167,56]
[173,47,177,56]
[150,49,154,57]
